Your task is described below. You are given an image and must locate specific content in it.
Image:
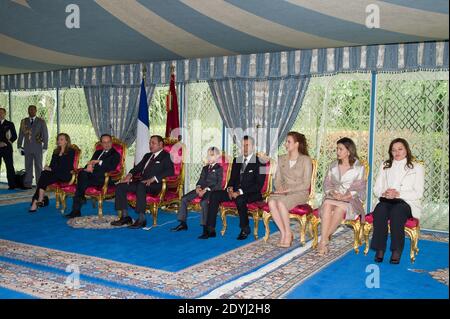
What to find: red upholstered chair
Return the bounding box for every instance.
[309,160,369,252]
[220,153,273,239]
[47,144,81,212]
[59,137,126,217]
[161,138,185,211]
[187,152,232,212]
[261,159,318,246]
[360,213,420,263]
[127,137,185,226]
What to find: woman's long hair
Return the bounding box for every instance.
[287,131,309,156]
[53,133,71,155]
[383,138,414,170]
[337,137,359,166]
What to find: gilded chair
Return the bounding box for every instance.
[220,153,273,239]
[59,137,127,217]
[309,159,369,252]
[360,159,423,263]
[161,137,186,211]
[47,144,81,212]
[126,137,185,226]
[187,152,232,212]
[261,159,318,246]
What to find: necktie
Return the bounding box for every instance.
[208,164,213,172]
[30,118,34,126]
[97,150,106,160]
[143,154,155,173]
[241,157,248,173]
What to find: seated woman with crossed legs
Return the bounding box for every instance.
[318,138,366,255]
[268,132,312,248]
[29,133,75,213]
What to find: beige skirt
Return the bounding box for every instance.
[267,193,308,210]
[320,199,355,220]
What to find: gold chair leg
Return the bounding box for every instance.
[299,215,307,246]
[55,189,60,209]
[60,193,67,213]
[263,211,271,242]
[98,198,103,218]
[405,227,418,263]
[252,211,259,239]
[347,220,361,254]
[310,215,320,249]
[150,204,158,226]
[220,207,227,236]
[363,223,372,255]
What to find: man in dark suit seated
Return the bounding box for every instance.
[111,135,174,229]
[171,146,223,237]
[65,134,120,219]
[203,136,266,240]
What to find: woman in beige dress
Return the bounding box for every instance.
[268,132,312,248]
[318,137,366,255]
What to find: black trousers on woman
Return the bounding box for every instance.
[370,199,412,254]
[33,170,69,200]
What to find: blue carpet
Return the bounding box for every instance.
[285,238,449,299]
[0,198,277,272]
[0,287,35,299]
[0,188,26,195]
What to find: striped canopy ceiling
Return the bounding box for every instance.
[0,0,448,76]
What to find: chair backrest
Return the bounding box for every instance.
[308,158,318,201]
[70,144,81,170]
[217,152,232,189]
[257,152,273,198]
[163,137,185,193]
[94,136,127,180]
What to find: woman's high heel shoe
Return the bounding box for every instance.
[279,232,294,248]
[29,200,38,213]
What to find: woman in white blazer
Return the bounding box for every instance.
[371,138,424,264]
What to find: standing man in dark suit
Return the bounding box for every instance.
[65,134,120,218]
[17,105,48,189]
[204,136,266,240]
[0,107,17,189]
[111,135,174,229]
[171,146,223,237]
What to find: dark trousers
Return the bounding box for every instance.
[33,170,69,199]
[72,170,104,212]
[177,190,210,225]
[370,200,412,253]
[0,147,16,188]
[115,181,162,214]
[206,190,262,231]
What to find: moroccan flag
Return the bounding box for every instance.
[165,69,180,138]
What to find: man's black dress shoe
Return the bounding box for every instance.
[171,222,188,232]
[65,211,81,219]
[374,250,384,263]
[198,229,216,239]
[8,187,16,190]
[389,251,401,264]
[128,220,147,229]
[237,229,250,240]
[111,216,133,226]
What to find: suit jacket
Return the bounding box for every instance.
[17,117,49,151]
[87,147,121,181]
[196,163,223,191]
[48,148,75,181]
[129,150,174,183]
[228,154,266,195]
[0,119,17,151]
[274,154,313,201]
[373,161,425,219]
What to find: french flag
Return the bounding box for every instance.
[135,79,149,165]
